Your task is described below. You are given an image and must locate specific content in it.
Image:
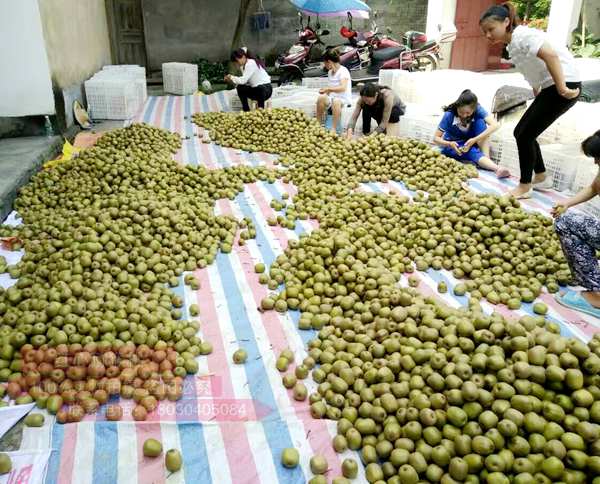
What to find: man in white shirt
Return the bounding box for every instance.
[316,50,352,133]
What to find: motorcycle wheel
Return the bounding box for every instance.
[416,53,438,72]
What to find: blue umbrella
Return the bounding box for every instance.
[289,0,370,18]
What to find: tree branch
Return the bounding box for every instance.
[231,0,255,51]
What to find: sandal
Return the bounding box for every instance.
[555,289,600,319]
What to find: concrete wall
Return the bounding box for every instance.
[34,0,113,131]
[142,0,428,69]
[583,0,600,38]
[38,0,112,88]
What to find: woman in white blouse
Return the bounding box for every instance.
[480,2,581,199]
[225,48,272,112]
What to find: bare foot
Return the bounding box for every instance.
[582,291,600,308]
[496,167,510,179]
[508,183,532,199]
[532,172,547,184]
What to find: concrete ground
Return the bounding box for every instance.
[0,135,62,223]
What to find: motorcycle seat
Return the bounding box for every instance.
[414,40,437,51]
[372,46,405,61]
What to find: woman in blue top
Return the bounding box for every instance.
[434,89,509,178]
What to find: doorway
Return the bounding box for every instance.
[106,0,147,66]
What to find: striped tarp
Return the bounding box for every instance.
[3,92,600,484]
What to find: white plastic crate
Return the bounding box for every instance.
[272,85,315,98]
[85,78,139,120]
[378,69,400,87]
[163,62,198,95]
[497,135,521,177]
[383,70,531,115]
[96,66,147,111]
[301,77,330,89]
[396,112,437,144]
[102,64,146,78]
[571,157,599,194]
[412,116,438,144]
[227,95,274,112]
[539,144,580,192]
[496,136,584,191]
[226,90,243,111]
[341,104,362,134]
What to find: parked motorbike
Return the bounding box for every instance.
[340,11,402,51]
[276,12,443,85]
[367,31,441,77]
[276,13,331,85]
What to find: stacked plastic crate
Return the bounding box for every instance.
[271,89,319,117]
[539,144,581,192]
[101,65,147,110]
[570,156,600,217]
[300,77,330,89]
[85,65,146,120]
[491,125,520,176]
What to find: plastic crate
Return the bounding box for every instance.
[539,144,580,192]
[301,77,330,89]
[95,67,147,111]
[163,62,198,95]
[497,136,521,177]
[412,116,438,144]
[85,78,139,120]
[396,113,437,144]
[272,99,316,117]
[102,65,146,77]
[341,104,362,133]
[272,85,305,98]
[571,157,599,194]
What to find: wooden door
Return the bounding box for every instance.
[450,0,495,71]
[106,0,147,66]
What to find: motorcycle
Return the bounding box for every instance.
[276,12,443,85]
[366,31,441,77]
[275,13,332,85]
[340,11,402,51]
[277,13,396,84]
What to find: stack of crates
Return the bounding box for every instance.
[570,156,600,217]
[491,125,521,176]
[396,110,438,144]
[538,144,581,192]
[301,77,330,89]
[162,62,198,95]
[85,65,147,120]
[101,65,147,109]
